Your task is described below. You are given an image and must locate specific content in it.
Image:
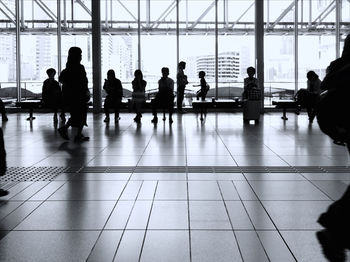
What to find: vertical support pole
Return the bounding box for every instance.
[301,0,303,24]
[110,0,113,28]
[92,0,102,112]
[255,0,264,110]
[146,0,150,28]
[105,0,108,28]
[20,0,24,28]
[176,0,179,67]
[16,0,21,102]
[224,0,228,28]
[57,0,62,75]
[71,0,74,28]
[138,0,141,69]
[63,0,67,28]
[32,0,34,28]
[215,0,218,99]
[267,0,270,27]
[308,0,312,28]
[294,0,298,94]
[336,0,341,58]
[186,0,188,28]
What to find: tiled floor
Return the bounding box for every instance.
[0,112,350,261]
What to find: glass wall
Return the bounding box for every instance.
[0,0,345,107]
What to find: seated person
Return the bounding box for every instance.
[42,68,64,123]
[131,70,146,123]
[242,67,260,100]
[151,67,175,124]
[194,71,209,101]
[103,70,123,123]
[0,99,8,122]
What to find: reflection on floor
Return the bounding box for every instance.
[0,112,349,261]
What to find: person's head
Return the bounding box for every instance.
[307,70,318,81]
[178,61,186,70]
[67,47,82,65]
[161,67,169,77]
[342,34,350,58]
[198,71,205,78]
[107,69,115,80]
[134,69,143,80]
[247,67,256,78]
[46,68,56,78]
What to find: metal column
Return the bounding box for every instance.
[215,0,218,99]
[57,0,62,75]
[138,0,141,69]
[176,0,179,67]
[294,0,298,94]
[16,0,21,102]
[336,0,341,58]
[255,0,264,110]
[92,0,102,112]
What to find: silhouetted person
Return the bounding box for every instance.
[151,67,174,124]
[176,61,188,113]
[42,68,65,123]
[58,47,90,143]
[194,71,209,101]
[0,127,8,197]
[316,34,350,262]
[132,70,146,123]
[306,70,321,123]
[243,67,259,100]
[0,99,8,121]
[103,70,123,123]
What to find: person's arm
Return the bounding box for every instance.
[0,128,6,176]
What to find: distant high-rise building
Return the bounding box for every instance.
[196,52,240,82]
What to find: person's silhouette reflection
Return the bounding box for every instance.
[151,67,174,124]
[58,47,90,143]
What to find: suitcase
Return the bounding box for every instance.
[243,100,261,123]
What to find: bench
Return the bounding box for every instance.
[16,100,42,121]
[214,99,241,108]
[272,100,298,120]
[16,100,93,121]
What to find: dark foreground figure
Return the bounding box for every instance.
[151,67,174,124]
[131,70,146,124]
[316,34,350,262]
[0,99,8,122]
[58,47,90,143]
[0,127,8,197]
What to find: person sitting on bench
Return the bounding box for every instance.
[42,68,65,123]
[194,71,209,101]
[0,99,8,122]
[103,69,123,123]
[151,67,175,124]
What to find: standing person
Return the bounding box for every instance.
[0,99,8,121]
[306,70,322,123]
[103,70,123,123]
[0,127,9,197]
[151,67,175,124]
[176,61,188,113]
[42,68,65,123]
[131,70,146,123]
[58,47,90,143]
[242,67,261,124]
[243,67,259,100]
[194,71,209,101]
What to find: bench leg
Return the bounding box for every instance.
[26,108,36,121]
[281,108,288,120]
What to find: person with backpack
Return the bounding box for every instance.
[103,70,123,123]
[305,71,322,123]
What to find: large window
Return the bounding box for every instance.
[0,0,345,107]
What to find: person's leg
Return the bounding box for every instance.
[151,98,158,123]
[169,103,174,123]
[53,108,58,122]
[104,99,110,122]
[177,86,184,111]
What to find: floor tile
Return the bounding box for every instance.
[114,230,145,262]
[126,201,152,230]
[225,201,254,230]
[191,231,242,262]
[244,173,306,181]
[235,231,269,262]
[72,173,131,181]
[188,181,222,200]
[262,201,332,230]
[189,201,231,230]
[0,231,99,262]
[155,181,187,200]
[105,201,134,229]
[131,173,186,181]
[16,201,115,230]
[148,201,188,229]
[140,230,190,262]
